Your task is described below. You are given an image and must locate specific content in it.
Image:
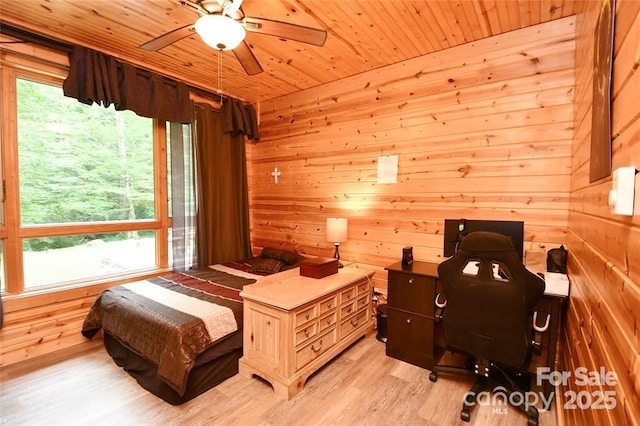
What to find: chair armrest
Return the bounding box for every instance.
[531,311,550,355]
[434,292,446,322]
[533,311,550,333]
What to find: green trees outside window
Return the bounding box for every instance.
[6,76,165,290]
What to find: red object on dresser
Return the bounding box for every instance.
[300,257,339,278]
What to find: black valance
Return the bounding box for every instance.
[63,46,192,123]
[221,97,259,141]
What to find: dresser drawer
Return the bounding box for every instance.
[295,329,337,371]
[295,322,319,346]
[340,300,357,317]
[387,271,436,317]
[319,311,337,332]
[340,286,357,305]
[295,305,318,327]
[319,295,337,315]
[356,280,369,295]
[356,294,369,312]
[339,308,368,338]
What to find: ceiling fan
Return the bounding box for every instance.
[140,0,328,75]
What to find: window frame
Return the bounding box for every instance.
[1,56,171,296]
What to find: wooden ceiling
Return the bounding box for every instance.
[0,0,578,104]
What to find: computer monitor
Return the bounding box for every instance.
[443,219,525,260]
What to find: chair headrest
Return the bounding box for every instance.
[457,231,517,258]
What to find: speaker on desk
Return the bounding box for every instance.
[402,246,413,265]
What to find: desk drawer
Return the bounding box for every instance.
[386,307,434,369]
[387,271,436,317]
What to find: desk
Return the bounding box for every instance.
[385,260,568,401]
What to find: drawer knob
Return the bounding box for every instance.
[311,340,323,353]
[326,319,332,325]
[304,329,310,337]
[305,313,310,320]
[408,278,414,284]
[350,318,359,327]
[327,302,332,308]
[406,318,411,324]
[347,307,352,313]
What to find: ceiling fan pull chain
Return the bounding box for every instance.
[217,49,223,104]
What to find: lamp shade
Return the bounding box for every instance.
[195,15,246,51]
[326,218,348,243]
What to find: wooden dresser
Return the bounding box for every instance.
[239,267,374,400]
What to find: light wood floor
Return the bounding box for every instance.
[1,333,557,426]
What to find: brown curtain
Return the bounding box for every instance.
[194,103,252,266]
[221,98,260,140]
[63,46,192,123]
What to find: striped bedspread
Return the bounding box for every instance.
[82,265,258,396]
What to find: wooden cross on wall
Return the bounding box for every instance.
[271,166,282,184]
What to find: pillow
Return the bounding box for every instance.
[250,258,285,274]
[260,247,301,265]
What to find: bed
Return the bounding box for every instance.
[81,247,302,405]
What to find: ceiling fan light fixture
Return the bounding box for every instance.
[195,14,245,50]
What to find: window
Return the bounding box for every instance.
[1,63,173,294]
[17,79,155,225]
[166,123,196,270]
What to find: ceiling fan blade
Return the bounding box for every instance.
[243,17,327,47]
[140,24,196,51]
[233,40,263,75]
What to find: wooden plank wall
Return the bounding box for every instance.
[249,17,576,292]
[560,0,640,424]
[0,285,107,366]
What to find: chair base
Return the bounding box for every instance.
[430,362,539,426]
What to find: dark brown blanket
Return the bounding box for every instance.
[82,267,256,396]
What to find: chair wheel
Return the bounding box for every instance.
[460,409,471,422]
[526,405,539,425]
[429,371,437,382]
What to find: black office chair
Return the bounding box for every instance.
[430,231,546,425]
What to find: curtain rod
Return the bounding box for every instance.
[0,22,73,53]
[0,22,247,105]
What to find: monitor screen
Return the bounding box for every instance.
[443,219,525,260]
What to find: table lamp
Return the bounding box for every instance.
[326,218,348,268]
